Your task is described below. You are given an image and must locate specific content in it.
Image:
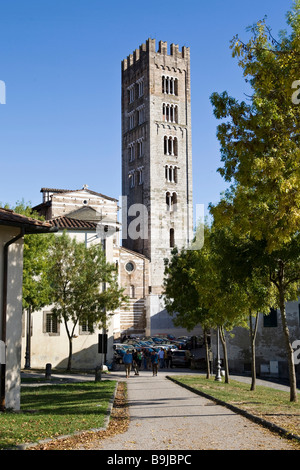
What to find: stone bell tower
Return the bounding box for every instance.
[121,39,193,330]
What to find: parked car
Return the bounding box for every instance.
[113,343,130,350]
[114,348,126,363]
[171,349,193,367]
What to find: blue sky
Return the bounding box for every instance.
[0,0,292,221]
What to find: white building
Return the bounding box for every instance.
[0,208,55,410]
[21,186,151,370]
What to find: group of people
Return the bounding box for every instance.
[123,347,173,378]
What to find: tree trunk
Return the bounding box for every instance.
[278,286,298,402]
[204,329,210,379]
[67,336,73,371]
[220,326,229,383]
[64,316,74,372]
[249,311,259,391]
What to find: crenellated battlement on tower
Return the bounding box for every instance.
[122,39,190,71]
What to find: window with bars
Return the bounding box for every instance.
[44,312,59,335]
[80,319,94,334]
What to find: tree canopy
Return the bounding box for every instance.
[210,1,300,251]
[4,200,55,312]
[209,2,300,401]
[48,232,128,370]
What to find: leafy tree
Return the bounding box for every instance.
[210,2,300,250]
[210,2,300,401]
[163,246,212,377]
[48,232,128,371]
[209,225,275,390]
[163,226,253,383]
[2,200,55,312]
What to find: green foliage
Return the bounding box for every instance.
[209,3,300,400]
[5,200,55,311]
[163,225,270,332]
[48,232,127,337]
[163,247,208,331]
[210,2,300,251]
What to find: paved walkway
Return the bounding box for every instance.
[76,368,298,451]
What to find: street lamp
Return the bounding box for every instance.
[215,327,222,382]
[24,307,31,369]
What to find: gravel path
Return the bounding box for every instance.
[85,370,297,451]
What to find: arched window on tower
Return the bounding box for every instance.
[137,166,144,185]
[171,192,177,211]
[162,76,178,96]
[166,191,171,210]
[130,285,135,298]
[166,191,178,211]
[129,170,135,188]
[163,136,178,156]
[165,165,178,183]
[128,142,135,162]
[173,137,178,156]
[170,228,175,247]
[164,136,168,155]
[162,104,178,123]
[137,137,144,158]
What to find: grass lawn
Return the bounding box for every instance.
[170,375,300,440]
[0,380,116,450]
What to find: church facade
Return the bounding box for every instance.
[21,186,151,369]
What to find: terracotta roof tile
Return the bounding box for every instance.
[0,208,55,233]
[48,216,98,230]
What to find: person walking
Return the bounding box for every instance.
[164,348,168,366]
[166,348,172,368]
[151,350,159,376]
[123,349,133,378]
[133,349,141,375]
[137,350,142,371]
[158,348,165,368]
[142,349,148,370]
